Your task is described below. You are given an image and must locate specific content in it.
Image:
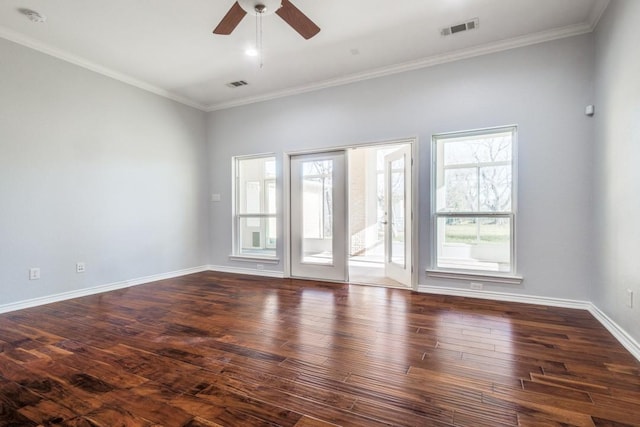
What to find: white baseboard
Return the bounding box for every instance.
[0,265,210,315]
[418,284,640,362]
[588,303,640,362]
[417,284,592,310]
[208,264,285,278]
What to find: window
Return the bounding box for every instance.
[432,126,517,276]
[233,155,277,258]
[301,160,333,240]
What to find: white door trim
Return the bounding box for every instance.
[384,144,413,287]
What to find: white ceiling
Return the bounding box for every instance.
[0,0,609,111]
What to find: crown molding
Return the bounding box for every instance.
[206,21,593,111]
[0,25,208,111]
[1,2,608,115]
[588,0,611,31]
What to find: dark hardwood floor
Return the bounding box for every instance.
[0,271,639,426]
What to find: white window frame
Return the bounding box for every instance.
[230,154,279,263]
[427,126,522,284]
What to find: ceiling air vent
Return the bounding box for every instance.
[440,18,479,36]
[226,80,248,88]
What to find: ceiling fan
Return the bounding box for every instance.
[213,0,320,40]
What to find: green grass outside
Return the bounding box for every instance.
[444,223,509,244]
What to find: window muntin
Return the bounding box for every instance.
[433,127,516,274]
[234,155,277,258]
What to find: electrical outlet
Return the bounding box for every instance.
[76,262,86,273]
[29,267,40,280]
[470,282,483,290]
[627,289,634,308]
[256,264,264,270]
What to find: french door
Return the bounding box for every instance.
[383,145,412,286]
[290,151,347,281]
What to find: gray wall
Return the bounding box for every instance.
[207,34,596,301]
[0,38,209,306]
[593,0,640,341]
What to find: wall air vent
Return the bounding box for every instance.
[440,18,479,36]
[226,80,248,88]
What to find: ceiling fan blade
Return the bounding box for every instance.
[213,2,247,35]
[276,0,320,39]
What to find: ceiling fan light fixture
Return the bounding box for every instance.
[237,0,282,17]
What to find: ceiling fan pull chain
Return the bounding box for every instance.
[259,10,264,68]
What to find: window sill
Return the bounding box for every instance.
[426,269,523,285]
[229,255,280,264]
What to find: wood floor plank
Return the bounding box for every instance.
[0,271,638,426]
[516,411,594,427]
[294,416,341,427]
[16,398,77,426]
[65,404,155,426]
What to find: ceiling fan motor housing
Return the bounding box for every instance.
[238,0,282,16]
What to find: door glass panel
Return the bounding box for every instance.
[302,160,333,265]
[389,156,405,267]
